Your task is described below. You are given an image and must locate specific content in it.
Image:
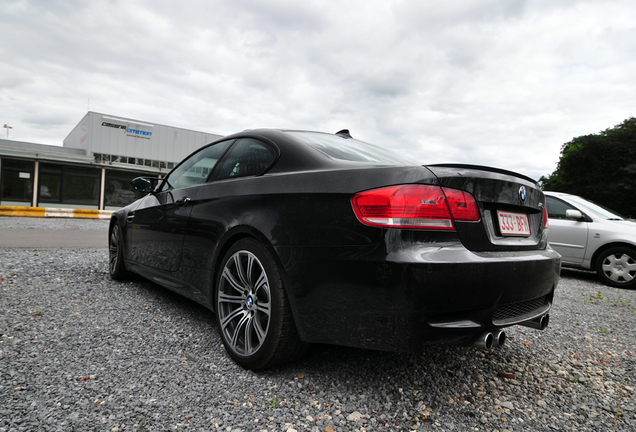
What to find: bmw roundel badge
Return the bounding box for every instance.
[519,185,527,202]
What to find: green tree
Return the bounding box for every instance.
[541,117,636,218]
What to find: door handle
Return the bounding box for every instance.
[175,196,191,205]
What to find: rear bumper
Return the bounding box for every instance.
[276,242,561,351]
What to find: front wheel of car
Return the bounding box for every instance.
[595,247,636,289]
[109,221,131,280]
[215,238,307,370]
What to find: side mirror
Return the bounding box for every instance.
[565,209,584,220]
[131,177,160,194]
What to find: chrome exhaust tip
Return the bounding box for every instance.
[473,332,494,350]
[520,314,550,330]
[494,329,506,347]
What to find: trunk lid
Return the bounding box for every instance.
[426,164,548,252]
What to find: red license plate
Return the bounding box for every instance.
[497,210,531,236]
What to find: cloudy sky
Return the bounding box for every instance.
[1,0,634,180]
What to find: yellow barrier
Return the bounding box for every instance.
[73,209,103,220]
[0,206,113,220]
[0,206,45,218]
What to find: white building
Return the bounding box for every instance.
[0,112,222,210]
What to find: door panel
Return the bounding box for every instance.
[130,187,197,271]
[547,219,588,264]
[546,195,589,264]
[127,139,235,272]
[180,138,279,270]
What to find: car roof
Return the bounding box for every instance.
[214,128,423,171]
[544,191,573,197]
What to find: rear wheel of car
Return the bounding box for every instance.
[595,247,636,289]
[215,238,307,369]
[109,221,131,280]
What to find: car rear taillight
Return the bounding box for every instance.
[542,206,549,228]
[351,185,479,230]
[442,188,480,222]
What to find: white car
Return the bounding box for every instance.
[545,191,636,289]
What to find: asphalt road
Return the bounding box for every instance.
[0,217,109,249]
[0,229,107,248]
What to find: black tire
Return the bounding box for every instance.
[595,246,636,289]
[109,221,131,280]
[215,238,307,369]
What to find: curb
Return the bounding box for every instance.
[0,206,114,220]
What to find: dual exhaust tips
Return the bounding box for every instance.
[473,314,550,350]
[473,329,507,350]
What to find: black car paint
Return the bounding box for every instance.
[112,129,560,352]
[427,165,548,251]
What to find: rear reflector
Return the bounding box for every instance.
[351,185,479,230]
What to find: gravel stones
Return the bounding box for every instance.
[0,218,635,431]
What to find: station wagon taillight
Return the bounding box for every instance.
[351,185,479,230]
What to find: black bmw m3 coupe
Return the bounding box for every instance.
[108,129,560,369]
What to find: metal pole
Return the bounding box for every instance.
[32,161,39,207]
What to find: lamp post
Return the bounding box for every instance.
[3,124,12,138]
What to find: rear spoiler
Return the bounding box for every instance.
[427,163,538,186]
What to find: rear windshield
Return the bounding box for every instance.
[286,131,420,165]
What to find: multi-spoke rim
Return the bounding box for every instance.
[109,224,121,275]
[602,252,636,284]
[217,250,271,357]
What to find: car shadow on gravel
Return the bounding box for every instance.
[560,267,636,292]
[559,267,600,284]
[122,276,494,376]
[121,276,218,327]
[275,340,495,378]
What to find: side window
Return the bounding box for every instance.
[161,140,234,191]
[546,196,577,220]
[215,139,277,180]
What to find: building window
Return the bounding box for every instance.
[105,169,142,208]
[38,164,62,202]
[0,159,34,203]
[93,152,176,171]
[39,163,101,207]
[65,166,100,206]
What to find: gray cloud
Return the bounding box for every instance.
[1,0,634,180]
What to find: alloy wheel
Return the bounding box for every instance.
[217,250,272,357]
[109,223,121,275]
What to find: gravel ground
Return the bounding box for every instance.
[1,218,635,431]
